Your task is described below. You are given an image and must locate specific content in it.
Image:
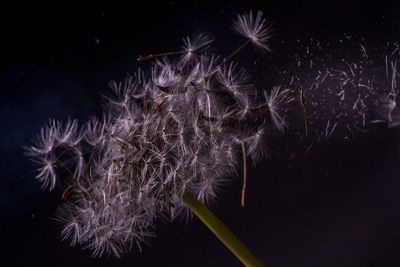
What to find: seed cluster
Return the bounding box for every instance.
[26,11,292,257]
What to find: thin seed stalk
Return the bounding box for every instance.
[240,140,247,207]
[182,191,265,267]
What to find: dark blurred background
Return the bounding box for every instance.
[2,1,400,266]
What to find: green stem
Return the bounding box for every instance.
[182,191,266,267]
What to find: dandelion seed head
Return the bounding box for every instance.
[26,10,290,258]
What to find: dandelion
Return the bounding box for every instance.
[26,10,288,266]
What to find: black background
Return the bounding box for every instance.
[2,1,400,266]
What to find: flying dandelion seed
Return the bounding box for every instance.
[279,36,400,143]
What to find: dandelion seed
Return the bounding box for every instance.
[181,33,214,64]
[300,89,308,136]
[35,156,57,190]
[26,119,58,155]
[264,86,293,131]
[57,119,82,146]
[233,10,273,51]
[137,33,213,63]
[238,140,247,207]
